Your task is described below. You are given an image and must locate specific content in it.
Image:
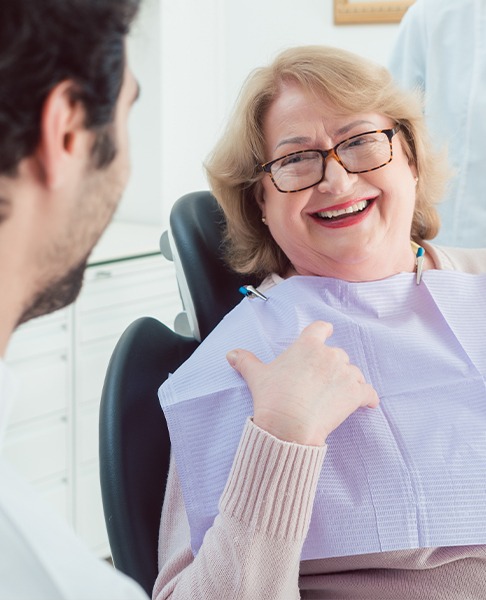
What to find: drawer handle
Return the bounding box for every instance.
[94,270,112,280]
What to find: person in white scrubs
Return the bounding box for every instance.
[389,0,486,247]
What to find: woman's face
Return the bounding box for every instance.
[259,82,418,281]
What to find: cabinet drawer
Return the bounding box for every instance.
[76,338,115,406]
[6,310,70,362]
[77,405,99,465]
[8,354,70,426]
[76,464,109,556]
[4,418,69,484]
[76,296,180,345]
[77,301,152,345]
[38,478,71,524]
[79,256,179,313]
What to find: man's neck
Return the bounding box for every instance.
[0,320,16,358]
[0,270,28,358]
[0,289,20,357]
[0,195,35,358]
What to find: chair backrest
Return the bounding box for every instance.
[100,190,246,594]
[168,190,247,341]
[99,317,198,596]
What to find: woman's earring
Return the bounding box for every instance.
[262,216,267,224]
[414,177,419,184]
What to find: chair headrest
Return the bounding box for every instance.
[169,191,246,340]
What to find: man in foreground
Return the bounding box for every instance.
[0,1,148,597]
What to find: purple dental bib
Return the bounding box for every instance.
[159,271,486,560]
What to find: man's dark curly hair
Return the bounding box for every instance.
[0,0,140,175]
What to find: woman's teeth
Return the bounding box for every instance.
[315,200,369,219]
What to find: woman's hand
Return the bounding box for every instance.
[226,320,379,446]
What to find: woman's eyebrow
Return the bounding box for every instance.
[335,120,376,137]
[274,120,378,153]
[275,136,312,151]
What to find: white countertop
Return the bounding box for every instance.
[88,221,165,265]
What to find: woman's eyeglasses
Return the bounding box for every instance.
[258,127,400,193]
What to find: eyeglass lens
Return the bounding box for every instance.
[270,131,392,192]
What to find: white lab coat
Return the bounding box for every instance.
[389,0,486,247]
[0,360,149,600]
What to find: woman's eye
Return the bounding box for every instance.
[347,136,368,148]
[280,153,316,167]
[282,155,303,166]
[344,134,377,150]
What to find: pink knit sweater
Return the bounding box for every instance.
[153,245,486,600]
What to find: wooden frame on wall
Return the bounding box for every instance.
[334,0,415,24]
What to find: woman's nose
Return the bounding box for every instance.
[316,156,356,195]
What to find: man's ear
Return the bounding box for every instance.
[37,81,90,190]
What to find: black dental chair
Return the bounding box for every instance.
[167,190,245,341]
[99,191,246,595]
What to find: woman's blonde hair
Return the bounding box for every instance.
[205,45,448,279]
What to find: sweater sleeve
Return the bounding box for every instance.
[153,418,326,600]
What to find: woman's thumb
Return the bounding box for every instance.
[226,348,261,379]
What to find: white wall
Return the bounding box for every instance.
[116,0,404,229]
[222,1,401,111]
[116,0,162,225]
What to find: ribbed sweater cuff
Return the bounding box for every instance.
[219,418,326,543]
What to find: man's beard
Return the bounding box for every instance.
[18,258,88,325]
[17,125,121,327]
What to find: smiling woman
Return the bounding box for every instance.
[255,83,419,280]
[206,45,443,281]
[153,45,486,600]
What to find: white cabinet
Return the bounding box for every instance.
[5,309,74,523]
[4,223,182,557]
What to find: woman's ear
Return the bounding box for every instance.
[256,190,267,223]
[36,81,90,190]
[255,182,266,210]
[410,163,418,183]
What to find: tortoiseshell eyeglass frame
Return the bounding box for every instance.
[257,126,401,193]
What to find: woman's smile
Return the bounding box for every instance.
[310,198,375,228]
